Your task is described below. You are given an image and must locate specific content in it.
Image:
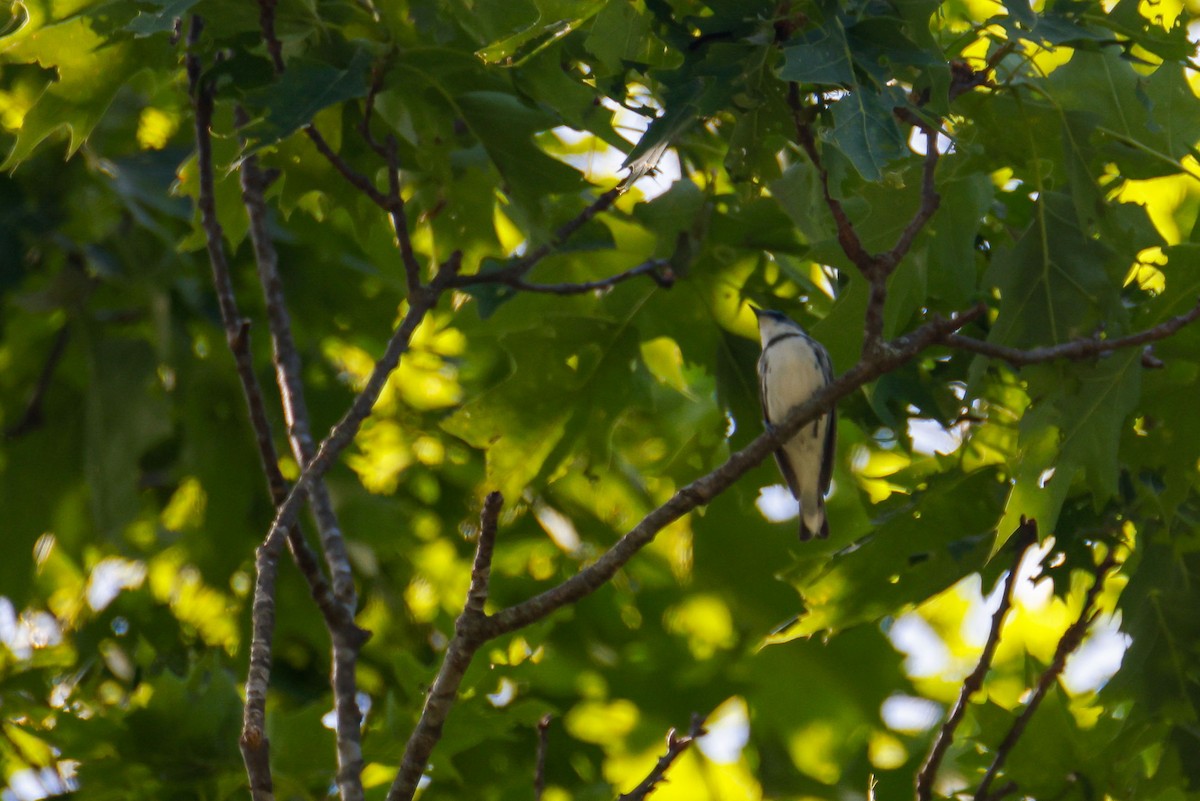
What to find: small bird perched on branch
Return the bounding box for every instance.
[753,308,836,540]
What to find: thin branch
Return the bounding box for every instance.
[358,63,390,159]
[303,126,392,209]
[187,17,276,800]
[4,322,70,439]
[786,85,876,273]
[240,149,368,801]
[945,299,1200,366]
[387,492,504,801]
[447,188,623,290]
[534,715,551,801]
[973,547,1122,801]
[917,518,1039,801]
[616,714,707,801]
[383,135,423,295]
[257,0,285,73]
[464,258,675,296]
[882,127,941,273]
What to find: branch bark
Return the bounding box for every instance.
[534,714,551,801]
[944,300,1200,366]
[616,714,707,801]
[917,518,1039,801]
[461,258,675,296]
[386,492,503,801]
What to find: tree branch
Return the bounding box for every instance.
[240,150,368,801]
[447,188,623,290]
[462,258,675,296]
[534,714,551,801]
[4,322,70,439]
[616,714,707,801]
[882,127,941,272]
[917,518,1039,801]
[944,299,1200,366]
[386,492,503,801]
[973,547,1122,801]
[786,85,876,274]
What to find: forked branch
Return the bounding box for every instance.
[916,518,1039,801]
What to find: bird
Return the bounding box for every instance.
[752,307,836,540]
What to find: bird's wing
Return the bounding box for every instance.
[774,449,802,500]
[820,404,836,494]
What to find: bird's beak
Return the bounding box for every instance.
[750,306,764,318]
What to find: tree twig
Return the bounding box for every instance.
[462,258,675,296]
[916,518,1039,801]
[387,492,504,801]
[447,188,623,290]
[944,299,1200,366]
[240,149,369,801]
[534,715,551,801]
[786,85,875,273]
[616,714,707,801]
[4,322,70,439]
[973,547,1122,801]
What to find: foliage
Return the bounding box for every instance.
[1,0,1200,799]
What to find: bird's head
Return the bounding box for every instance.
[751,307,804,346]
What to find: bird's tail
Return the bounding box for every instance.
[799,497,829,541]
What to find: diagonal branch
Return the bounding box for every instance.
[786,85,876,274]
[973,547,1122,801]
[240,151,369,801]
[462,258,675,296]
[4,322,70,439]
[447,188,624,290]
[917,518,1039,801]
[616,714,707,801]
[944,299,1200,366]
[387,492,504,801]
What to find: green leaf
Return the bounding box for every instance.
[84,337,172,538]
[825,86,908,182]
[1,19,172,169]
[986,193,1125,348]
[775,469,1006,638]
[778,22,854,86]
[240,49,374,147]
[475,0,606,66]
[441,316,640,500]
[125,0,200,36]
[457,91,583,205]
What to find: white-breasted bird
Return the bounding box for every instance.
[753,307,836,540]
